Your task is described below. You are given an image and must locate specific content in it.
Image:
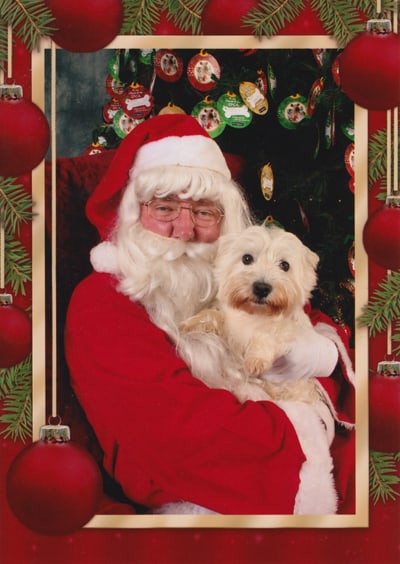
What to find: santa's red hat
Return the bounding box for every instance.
[86,114,232,239]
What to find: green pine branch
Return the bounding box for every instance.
[165,0,207,35]
[368,129,400,200]
[357,272,400,336]
[310,0,365,47]
[0,355,32,443]
[392,319,400,356]
[121,0,164,35]
[242,0,305,39]
[369,450,400,504]
[4,237,32,296]
[0,21,7,72]
[0,0,55,53]
[0,177,33,237]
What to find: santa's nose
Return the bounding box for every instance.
[171,207,195,241]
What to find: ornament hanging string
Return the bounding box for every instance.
[0,25,13,292]
[384,2,398,359]
[50,40,58,419]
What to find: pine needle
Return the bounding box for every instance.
[167,0,207,35]
[357,272,400,336]
[242,0,305,39]
[4,238,32,296]
[311,0,365,47]
[121,0,164,35]
[0,356,32,443]
[0,177,33,237]
[0,0,55,52]
[369,451,400,504]
[0,21,7,72]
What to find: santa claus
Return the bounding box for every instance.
[65,114,355,515]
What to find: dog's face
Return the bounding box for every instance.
[215,225,319,316]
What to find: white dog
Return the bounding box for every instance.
[175,225,341,515]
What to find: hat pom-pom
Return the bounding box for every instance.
[90,242,120,275]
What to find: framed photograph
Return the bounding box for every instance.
[31,34,368,529]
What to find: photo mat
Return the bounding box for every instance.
[31,34,369,529]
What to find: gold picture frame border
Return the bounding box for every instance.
[31,34,369,529]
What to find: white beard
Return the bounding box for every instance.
[115,223,218,341]
[90,224,263,402]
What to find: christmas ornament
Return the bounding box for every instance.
[191,98,226,138]
[0,85,50,177]
[345,143,355,192]
[338,19,400,110]
[84,143,106,157]
[325,107,336,149]
[267,64,277,98]
[120,83,153,120]
[103,98,122,123]
[312,49,329,67]
[45,0,124,53]
[341,120,354,142]
[347,241,355,278]
[363,193,400,271]
[105,74,125,99]
[239,48,258,57]
[154,50,184,83]
[331,56,341,86]
[113,111,143,139]
[255,69,268,95]
[307,77,324,116]
[201,0,258,34]
[217,92,252,129]
[369,360,400,452]
[187,51,220,92]
[6,423,102,535]
[158,102,186,115]
[277,94,310,130]
[0,293,31,368]
[260,163,274,201]
[239,81,268,116]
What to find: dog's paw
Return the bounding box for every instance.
[243,355,274,378]
[180,308,224,335]
[235,381,272,402]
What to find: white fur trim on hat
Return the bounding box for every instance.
[130,135,231,179]
[90,241,120,275]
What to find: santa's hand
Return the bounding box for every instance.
[261,328,339,383]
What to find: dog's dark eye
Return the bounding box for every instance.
[279,260,290,272]
[242,254,254,265]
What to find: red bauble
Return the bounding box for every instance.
[0,93,50,177]
[201,0,259,34]
[0,297,32,368]
[153,11,191,35]
[369,364,400,452]
[6,426,102,536]
[362,196,400,271]
[339,21,400,110]
[45,0,124,52]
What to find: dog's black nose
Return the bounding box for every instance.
[252,281,272,299]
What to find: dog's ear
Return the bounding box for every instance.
[216,233,237,257]
[305,247,320,272]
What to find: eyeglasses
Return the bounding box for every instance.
[142,199,224,227]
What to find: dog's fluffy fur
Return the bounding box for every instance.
[177,225,339,514]
[182,225,319,378]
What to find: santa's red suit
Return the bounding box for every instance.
[64,115,355,515]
